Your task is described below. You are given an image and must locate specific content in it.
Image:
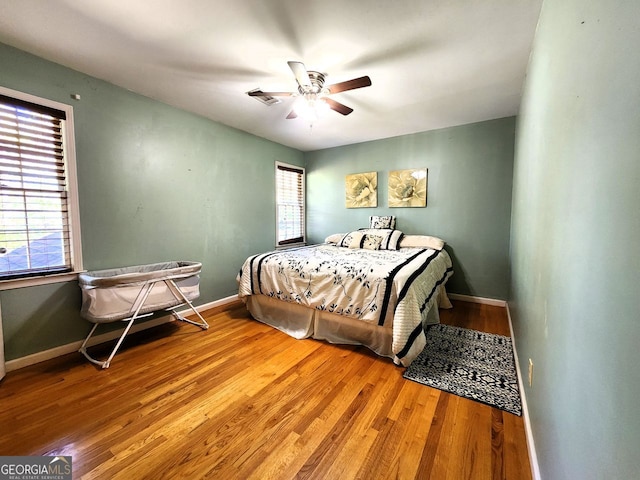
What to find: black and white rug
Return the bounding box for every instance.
[403,324,522,416]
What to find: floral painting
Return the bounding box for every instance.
[388,168,427,207]
[345,171,377,208]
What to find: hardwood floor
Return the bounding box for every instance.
[0,300,532,479]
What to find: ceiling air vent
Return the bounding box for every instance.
[247,89,282,106]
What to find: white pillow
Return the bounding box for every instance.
[399,235,445,250]
[324,233,344,244]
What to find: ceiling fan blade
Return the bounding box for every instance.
[247,90,294,97]
[323,98,353,116]
[288,61,312,88]
[328,76,372,94]
[286,110,298,119]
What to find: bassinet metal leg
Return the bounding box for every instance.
[78,281,156,368]
[164,279,209,330]
[78,323,101,365]
[78,317,135,369]
[79,317,137,369]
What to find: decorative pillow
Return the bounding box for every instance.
[399,235,445,250]
[337,231,357,248]
[369,215,396,230]
[324,233,344,244]
[361,234,384,250]
[346,232,384,250]
[347,231,365,249]
[339,228,403,250]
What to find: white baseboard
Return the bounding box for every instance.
[447,293,507,307]
[506,303,541,480]
[5,294,238,372]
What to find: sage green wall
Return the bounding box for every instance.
[510,1,640,479]
[0,43,303,361]
[305,117,515,300]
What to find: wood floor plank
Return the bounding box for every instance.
[0,299,532,479]
[416,392,449,479]
[241,350,372,479]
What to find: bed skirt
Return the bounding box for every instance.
[244,285,451,362]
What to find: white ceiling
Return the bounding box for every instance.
[0,0,542,152]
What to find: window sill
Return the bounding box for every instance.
[275,243,307,250]
[0,271,82,291]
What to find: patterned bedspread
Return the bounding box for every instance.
[238,244,453,365]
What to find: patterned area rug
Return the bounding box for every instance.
[403,324,522,416]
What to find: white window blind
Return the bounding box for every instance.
[276,163,305,246]
[0,93,73,280]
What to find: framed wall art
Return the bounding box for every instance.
[388,168,427,207]
[345,171,378,208]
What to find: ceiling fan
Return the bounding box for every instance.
[248,61,372,120]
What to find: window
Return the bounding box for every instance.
[0,87,82,286]
[275,162,305,247]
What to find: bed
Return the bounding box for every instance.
[237,223,453,366]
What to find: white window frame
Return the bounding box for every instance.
[275,161,306,249]
[0,86,83,290]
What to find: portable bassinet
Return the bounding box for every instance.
[78,261,208,368]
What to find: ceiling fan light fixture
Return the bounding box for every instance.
[294,93,330,123]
